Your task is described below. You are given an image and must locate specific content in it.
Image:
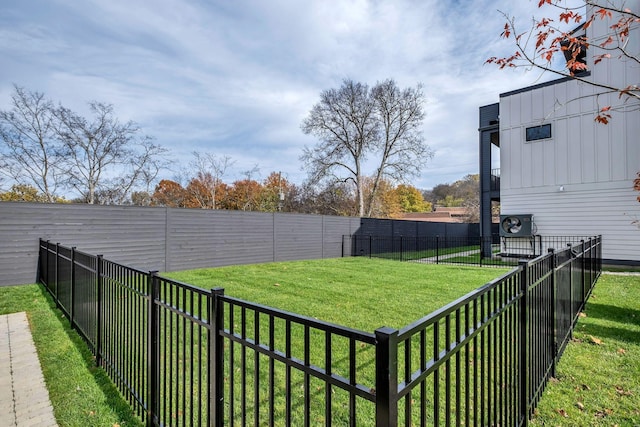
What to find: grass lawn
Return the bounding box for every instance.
[166,257,512,424]
[164,257,511,331]
[3,258,636,425]
[373,244,482,261]
[530,272,640,426]
[0,284,143,427]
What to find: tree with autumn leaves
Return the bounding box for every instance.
[150,169,431,218]
[487,0,639,124]
[488,0,639,208]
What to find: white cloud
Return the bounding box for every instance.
[0,0,563,191]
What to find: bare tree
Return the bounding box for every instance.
[0,85,65,202]
[368,79,433,217]
[54,102,166,204]
[487,0,639,123]
[301,79,430,217]
[294,181,356,216]
[301,80,376,217]
[188,151,233,209]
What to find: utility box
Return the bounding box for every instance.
[499,214,534,237]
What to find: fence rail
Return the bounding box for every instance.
[344,234,596,268]
[39,235,601,426]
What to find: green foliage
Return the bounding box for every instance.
[427,173,478,207]
[437,194,465,207]
[395,183,431,212]
[0,184,67,203]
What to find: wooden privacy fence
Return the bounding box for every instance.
[38,236,601,426]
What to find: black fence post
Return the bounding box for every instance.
[375,326,398,427]
[436,235,440,264]
[549,248,558,377]
[518,260,529,426]
[369,235,373,259]
[42,239,49,286]
[399,236,403,262]
[147,271,160,427]
[55,242,60,301]
[210,288,225,427]
[580,240,586,305]
[568,243,575,341]
[598,236,602,277]
[95,254,103,367]
[70,247,76,330]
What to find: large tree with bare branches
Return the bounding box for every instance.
[301,78,432,217]
[54,102,167,204]
[0,85,65,202]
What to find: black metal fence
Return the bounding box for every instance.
[39,236,601,426]
[344,234,596,267]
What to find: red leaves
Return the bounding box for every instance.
[487,0,637,127]
[568,61,588,72]
[502,23,512,39]
[486,51,521,69]
[536,17,553,29]
[536,31,550,50]
[600,36,614,48]
[559,11,581,24]
[596,8,612,20]
[594,107,612,125]
[619,85,638,99]
[594,53,611,65]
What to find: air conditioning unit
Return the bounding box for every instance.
[499,214,534,237]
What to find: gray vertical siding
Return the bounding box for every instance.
[0,202,363,286]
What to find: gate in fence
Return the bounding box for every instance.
[39,236,601,426]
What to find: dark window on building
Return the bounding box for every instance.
[526,124,551,142]
[560,24,588,74]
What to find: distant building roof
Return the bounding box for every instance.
[400,207,467,223]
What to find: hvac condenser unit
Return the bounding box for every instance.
[499,214,537,258]
[499,214,534,237]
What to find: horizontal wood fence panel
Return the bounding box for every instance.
[165,209,276,271]
[0,202,363,286]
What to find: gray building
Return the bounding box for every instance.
[479,5,640,264]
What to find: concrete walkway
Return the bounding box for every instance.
[414,248,481,263]
[0,312,57,427]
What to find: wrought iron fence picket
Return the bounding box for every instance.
[38,236,601,426]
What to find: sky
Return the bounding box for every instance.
[0,0,561,191]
